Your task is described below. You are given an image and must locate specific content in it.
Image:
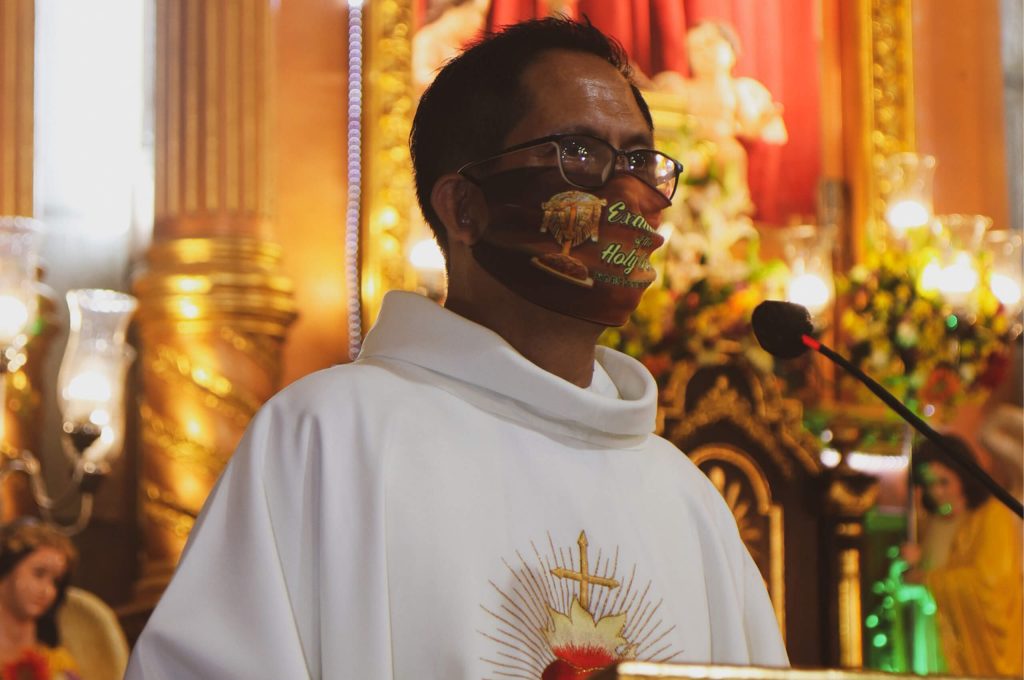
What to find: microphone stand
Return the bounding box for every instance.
[901,425,918,545]
[801,333,1024,519]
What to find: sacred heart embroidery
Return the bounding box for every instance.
[480,531,682,679]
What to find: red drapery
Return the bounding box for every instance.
[483,0,821,225]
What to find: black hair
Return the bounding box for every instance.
[410,16,654,254]
[0,520,76,647]
[911,434,992,513]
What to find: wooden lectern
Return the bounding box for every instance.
[594,662,999,680]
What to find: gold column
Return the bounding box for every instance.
[0,0,33,216]
[133,0,296,602]
[837,0,916,265]
[825,426,880,668]
[0,0,39,520]
[361,0,416,328]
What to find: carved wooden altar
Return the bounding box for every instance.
[658,357,878,668]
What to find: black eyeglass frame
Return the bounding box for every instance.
[457,133,684,201]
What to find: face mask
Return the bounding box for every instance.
[470,167,669,326]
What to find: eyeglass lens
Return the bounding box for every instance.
[557,136,678,199]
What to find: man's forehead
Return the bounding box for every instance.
[511,50,653,146]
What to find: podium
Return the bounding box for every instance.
[594,662,999,679]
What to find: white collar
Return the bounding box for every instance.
[356,291,657,445]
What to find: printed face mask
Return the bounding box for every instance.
[470,167,669,326]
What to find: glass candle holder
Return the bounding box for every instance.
[983,229,1023,315]
[881,153,937,235]
[57,289,137,465]
[0,217,42,356]
[933,214,992,309]
[781,224,835,318]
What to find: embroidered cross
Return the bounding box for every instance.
[550,531,620,610]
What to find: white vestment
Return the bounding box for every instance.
[126,291,787,679]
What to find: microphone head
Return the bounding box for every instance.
[752,300,815,359]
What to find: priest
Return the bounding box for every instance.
[126,17,788,679]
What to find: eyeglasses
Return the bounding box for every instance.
[458,133,684,201]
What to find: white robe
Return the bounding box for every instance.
[126,291,787,679]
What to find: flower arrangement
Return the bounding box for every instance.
[600,250,786,386]
[1,647,79,680]
[838,245,1018,417]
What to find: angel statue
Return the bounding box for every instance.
[653,22,788,289]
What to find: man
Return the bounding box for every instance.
[127,18,787,679]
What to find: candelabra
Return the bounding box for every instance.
[0,217,136,534]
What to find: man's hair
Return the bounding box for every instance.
[911,434,992,513]
[410,17,653,254]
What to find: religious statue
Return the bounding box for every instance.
[0,521,81,680]
[412,0,490,92]
[901,435,1023,677]
[653,21,788,289]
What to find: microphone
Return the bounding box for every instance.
[752,300,1023,519]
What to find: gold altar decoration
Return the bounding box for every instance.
[361,0,417,328]
[0,0,46,520]
[0,0,33,217]
[846,0,916,260]
[658,357,881,667]
[595,662,997,679]
[824,425,880,668]
[692,445,786,636]
[134,237,295,595]
[659,361,819,644]
[661,366,821,479]
[132,0,296,604]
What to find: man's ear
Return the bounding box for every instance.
[431,174,488,246]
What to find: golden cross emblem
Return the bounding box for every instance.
[550,531,620,610]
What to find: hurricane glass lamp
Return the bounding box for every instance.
[57,289,137,471]
[932,214,991,309]
[983,229,1024,317]
[881,153,937,236]
[781,224,835,319]
[0,217,42,372]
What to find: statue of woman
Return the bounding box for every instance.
[0,520,81,680]
[902,435,1023,677]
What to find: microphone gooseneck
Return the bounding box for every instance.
[752,300,1024,519]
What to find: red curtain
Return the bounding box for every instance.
[484,0,821,225]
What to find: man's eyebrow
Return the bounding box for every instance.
[556,127,654,148]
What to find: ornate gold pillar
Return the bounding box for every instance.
[0,0,41,520]
[825,425,880,668]
[837,0,916,266]
[0,0,33,216]
[133,0,296,603]
[360,0,416,329]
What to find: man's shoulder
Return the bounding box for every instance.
[646,435,738,517]
[265,360,409,416]
[645,435,709,480]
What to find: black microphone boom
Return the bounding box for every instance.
[752,300,1024,519]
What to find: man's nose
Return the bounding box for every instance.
[606,173,657,209]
